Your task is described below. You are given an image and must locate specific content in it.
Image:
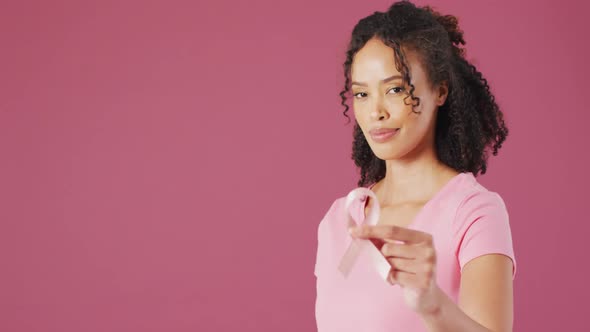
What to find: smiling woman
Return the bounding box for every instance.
[351,43,446,160]
[315,1,515,332]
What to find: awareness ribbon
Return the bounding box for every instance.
[337,187,392,281]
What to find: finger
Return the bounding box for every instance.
[419,245,437,265]
[352,224,431,244]
[387,257,419,274]
[390,270,429,290]
[381,242,419,259]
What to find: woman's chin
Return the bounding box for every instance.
[373,149,405,161]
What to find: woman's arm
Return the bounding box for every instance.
[420,254,514,332]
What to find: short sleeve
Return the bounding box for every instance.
[453,191,516,279]
[314,216,323,277]
[314,199,339,277]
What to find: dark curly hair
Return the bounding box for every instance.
[339,0,508,187]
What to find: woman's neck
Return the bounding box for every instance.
[376,148,458,206]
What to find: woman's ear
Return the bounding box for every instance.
[436,80,449,106]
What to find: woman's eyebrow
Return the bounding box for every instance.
[351,74,403,87]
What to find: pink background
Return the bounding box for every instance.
[1,0,588,331]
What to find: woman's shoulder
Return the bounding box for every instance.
[319,195,349,223]
[448,173,510,232]
[323,182,378,215]
[318,185,371,230]
[455,173,508,211]
[425,172,510,231]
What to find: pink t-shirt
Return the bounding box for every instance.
[314,172,516,331]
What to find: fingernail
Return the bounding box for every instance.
[388,273,396,285]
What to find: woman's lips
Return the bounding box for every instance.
[369,128,399,143]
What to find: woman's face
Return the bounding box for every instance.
[351,37,447,161]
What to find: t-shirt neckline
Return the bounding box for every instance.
[361,172,468,228]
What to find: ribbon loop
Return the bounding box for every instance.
[337,188,391,281]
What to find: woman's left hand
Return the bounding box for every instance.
[350,224,443,315]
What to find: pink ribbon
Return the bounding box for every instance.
[337,188,391,281]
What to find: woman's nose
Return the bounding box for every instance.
[370,99,389,120]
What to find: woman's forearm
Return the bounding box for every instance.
[419,285,505,332]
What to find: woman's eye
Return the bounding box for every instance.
[353,88,402,99]
[388,87,404,94]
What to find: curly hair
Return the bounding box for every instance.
[340,0,508,187]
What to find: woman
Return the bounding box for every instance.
[314,1,516,331]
